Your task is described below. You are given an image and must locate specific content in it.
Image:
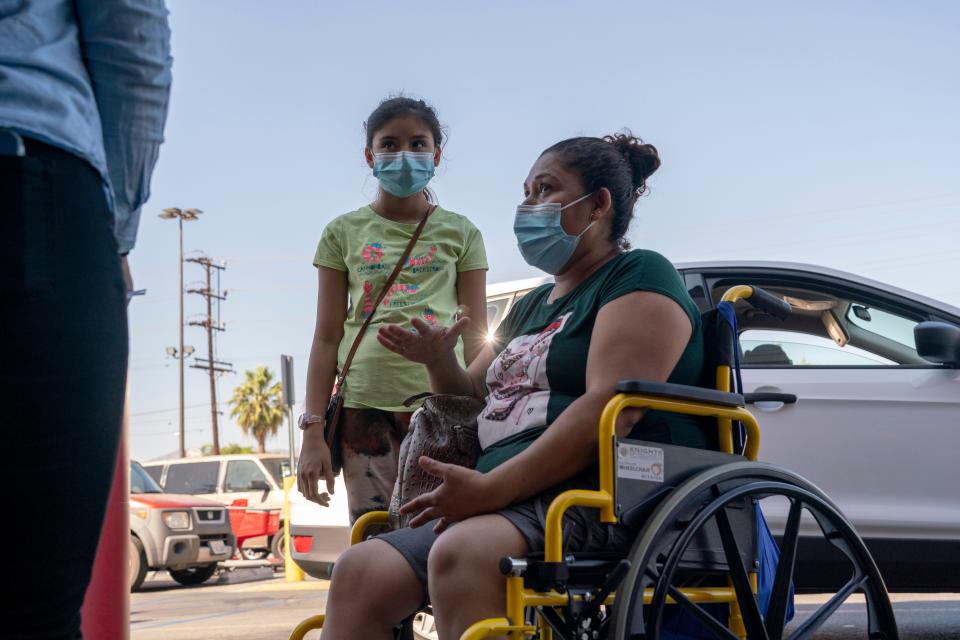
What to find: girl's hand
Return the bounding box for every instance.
[399,456,507,534]
[297,426,336,507]
[377,316,469,365]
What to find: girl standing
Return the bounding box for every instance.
[297,97,488,523]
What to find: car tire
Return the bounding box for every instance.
[129,535,148,592]
[169,562,218,586]
[270,530,285,559]
[239,547,269,561]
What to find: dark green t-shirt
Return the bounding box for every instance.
[475,250,709,473]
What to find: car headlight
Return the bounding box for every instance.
[161,511,191,530]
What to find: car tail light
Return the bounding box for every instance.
[292,535,313,554]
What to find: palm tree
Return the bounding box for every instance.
[229,366,285,453]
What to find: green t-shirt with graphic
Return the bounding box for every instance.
[475,249,709,473]
[314,205,487,411]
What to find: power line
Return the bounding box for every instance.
[130,403,211,417]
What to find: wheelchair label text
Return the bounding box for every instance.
[617,443,664,482]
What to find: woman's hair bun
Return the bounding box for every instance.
[603,131,660,194]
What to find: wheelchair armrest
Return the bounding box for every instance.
[615,380,744,407]
[350,510,390,546]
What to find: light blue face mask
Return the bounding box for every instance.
[514,192,596,275]
[372,151,436,198]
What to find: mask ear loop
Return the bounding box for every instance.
[575,219,597,239]
[559,191,598,238]
[558,190,596,212]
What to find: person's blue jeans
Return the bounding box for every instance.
[1,138,128,639]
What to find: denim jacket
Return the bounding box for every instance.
[0,0,173,254]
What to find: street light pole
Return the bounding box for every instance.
[159,207,202,457]
[178,216,184,457]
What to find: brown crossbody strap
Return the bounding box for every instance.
[335,207,433,387]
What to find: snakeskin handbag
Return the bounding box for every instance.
[388,393,485,529]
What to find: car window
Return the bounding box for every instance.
[164,461,220,495]
[846,304,918,350]
[224,460,269,491]
[741,330,896,366]
[261,458,291,485]
[514,288,536,301]
[142,465,164,485]
[131,462,164,494]
[486,295,512,332]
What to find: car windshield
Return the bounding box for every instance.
[261,458,292,485]
[130,462,164,494]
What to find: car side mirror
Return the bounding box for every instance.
[248,480,271,492]
[915,321,960,367]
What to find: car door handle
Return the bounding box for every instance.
[744,392,798,405]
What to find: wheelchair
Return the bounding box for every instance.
[291,285,899,640]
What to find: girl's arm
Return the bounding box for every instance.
[400,290,694,529]
[456,269,488,364]
[298,267,348,505]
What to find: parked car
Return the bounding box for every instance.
[293,261,960,590]
[142,454,291,560]
[129,460,234,591]
[675,260,960,590]
[287,473,351,579]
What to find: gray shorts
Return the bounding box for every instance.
[376,487,636,590]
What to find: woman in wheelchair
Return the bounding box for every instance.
[319,132,714,640]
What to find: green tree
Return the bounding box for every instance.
[229,366,285,453]
[203,443,256,455]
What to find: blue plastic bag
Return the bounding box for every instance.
[657,504,793,639]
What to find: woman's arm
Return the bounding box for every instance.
[298,267,348,505]
[456,269,488,364]
[377,318,495,399]
[401,290,694,528]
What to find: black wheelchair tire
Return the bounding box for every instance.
[611,461,899,640]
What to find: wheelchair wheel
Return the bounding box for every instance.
[612,462,899,640]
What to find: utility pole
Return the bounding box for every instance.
[186,254,232,455]
[159,207,201,457]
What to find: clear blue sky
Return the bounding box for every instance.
[128,1,960,461]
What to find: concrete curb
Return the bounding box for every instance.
[216,566,276,585]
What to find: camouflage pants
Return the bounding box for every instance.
[339,408,413,525]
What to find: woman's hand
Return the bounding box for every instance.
[377,316,469,365]
[297,426,336,507]
[400,456,508,534]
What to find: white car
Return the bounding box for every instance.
[291,262,960,591]
[288,472,351,578]
[143,453,292,559]
[676,260,960,591]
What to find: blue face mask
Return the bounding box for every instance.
[372,151,436,197]
[514,192,596,275]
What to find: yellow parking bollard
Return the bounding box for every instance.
[284,475,305,582]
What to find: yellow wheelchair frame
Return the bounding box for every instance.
[290,285,898,640]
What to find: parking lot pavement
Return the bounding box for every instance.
[788,593,960,640]
[132,572,960,640]
[131,570,329,640]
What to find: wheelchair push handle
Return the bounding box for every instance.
[745,286,791,320]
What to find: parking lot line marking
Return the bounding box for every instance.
[237,578,331,593]
[132,596,289,629]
